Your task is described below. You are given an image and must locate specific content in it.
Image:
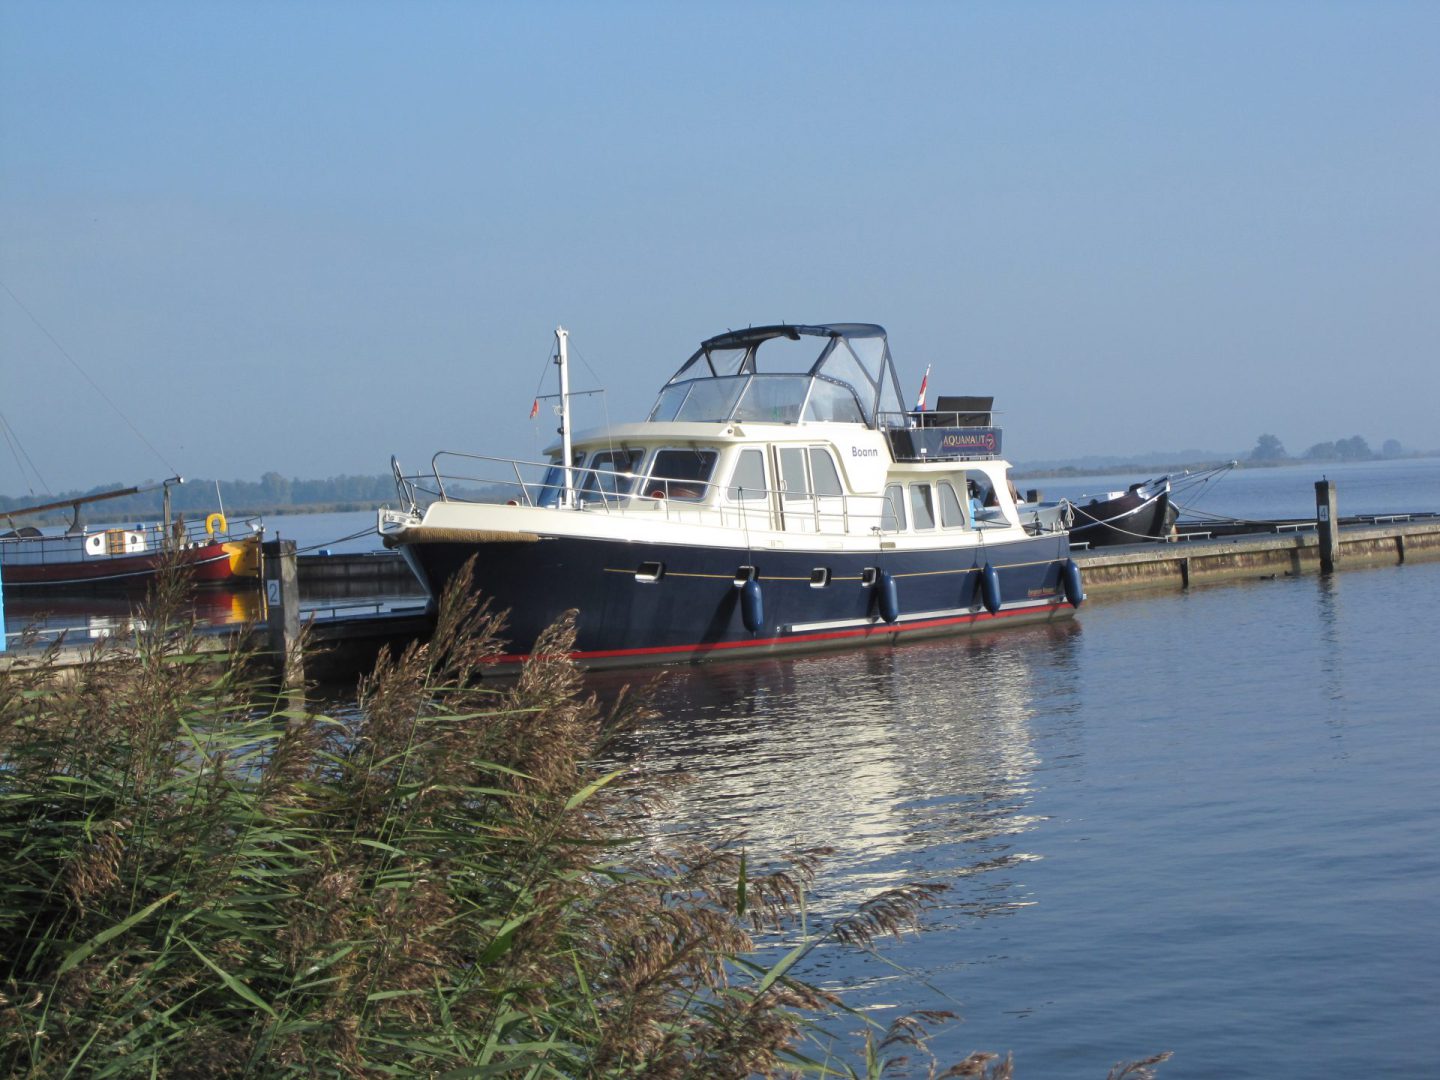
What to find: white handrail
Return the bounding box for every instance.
[411,450,909,534]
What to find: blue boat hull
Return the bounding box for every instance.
[399,531,1077,669]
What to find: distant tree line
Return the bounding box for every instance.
[1248,434,1410,464]
[1,472,400,524]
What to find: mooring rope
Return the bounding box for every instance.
[288,526,378,556]
[1067,500,1175,542]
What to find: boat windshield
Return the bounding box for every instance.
[648,323,905,428]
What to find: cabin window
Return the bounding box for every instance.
[881,484,906,531]
[847,336,903,420]
[910,484,936,530]
[938,480,967,528]
[802,379,866,423]
[647,448,718,501]
[536,452,584,507]
[727,448,768,501]
[734,376,809,423]
[809,449,843,496]
[582,449,643,499]
[648,383,690,422]
[673,377,748,422]
[704,346,750,377]
[818,344,875,406]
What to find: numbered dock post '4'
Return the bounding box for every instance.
[1315,479,1339,573]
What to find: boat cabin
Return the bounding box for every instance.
[405,323,1026,541]
[502,325,1023,536]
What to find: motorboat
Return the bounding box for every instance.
[1066,476,1178,547]
[379,323,1083,669]
[1020,462,1238,548]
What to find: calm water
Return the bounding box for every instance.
[248,461,1437,1076]
[591,560,1440,1077]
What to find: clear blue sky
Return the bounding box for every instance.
[3,0,1437,494]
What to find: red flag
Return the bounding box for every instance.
[529,399,539,419]
[914,365,930,412]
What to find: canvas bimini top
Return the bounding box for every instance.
[646,323,908,430]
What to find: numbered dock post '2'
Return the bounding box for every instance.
[1315,479,1339,574]
[263,538,302,687]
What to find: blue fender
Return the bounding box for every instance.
[981,563,1002,615]
[878,570,900,624]
[740,577,764,632]
[1062,558,1085,607]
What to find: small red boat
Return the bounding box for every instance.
[1,479,262,590]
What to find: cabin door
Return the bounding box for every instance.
[724,447,776,531]
[776,446,845,534]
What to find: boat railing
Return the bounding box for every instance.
[408,451,903,536]
[423,451,635,510]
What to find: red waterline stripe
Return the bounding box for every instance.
[490,601,1070,665]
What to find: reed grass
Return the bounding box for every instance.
[0,563,1167,1078]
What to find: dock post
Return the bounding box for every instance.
[1315,479,1339,573]
[263,538,303,687]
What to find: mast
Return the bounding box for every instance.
[2,476,184,530]
[555,326,575,509]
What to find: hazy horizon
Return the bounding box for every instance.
[4,2,1437,494]
[7,440,1436,505]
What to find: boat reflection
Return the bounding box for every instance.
[591,621,1083,921]
[3,587,264,642]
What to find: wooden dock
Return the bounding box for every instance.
[1075,517,1440,595]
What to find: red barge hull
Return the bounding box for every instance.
[2,542,240,589]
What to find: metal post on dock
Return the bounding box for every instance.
[263,538,303,687]
[1315,478,1339,573]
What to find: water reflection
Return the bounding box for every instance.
[3,587,264,642]
[591,622,1084,921]
[1311,572,1358,766]
[3,577,427,645]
